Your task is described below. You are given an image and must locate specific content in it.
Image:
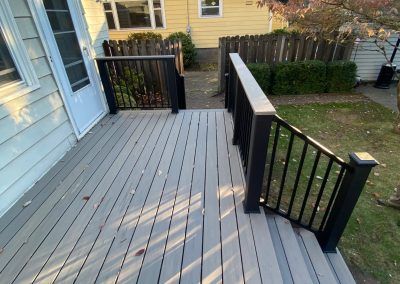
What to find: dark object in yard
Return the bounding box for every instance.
[374,36,400,89]
[374,63,397,89]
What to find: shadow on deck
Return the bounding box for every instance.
[0,110,354,283]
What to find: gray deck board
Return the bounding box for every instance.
[0,110,354,284]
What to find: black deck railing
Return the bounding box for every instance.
[226,53,378,252]
[95,55,185,114]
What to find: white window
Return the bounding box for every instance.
[0,1,39,99]
[199,0,222,18]
[104,0,166,30]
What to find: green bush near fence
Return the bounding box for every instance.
[246,63,271,93]
[247,60,355,95]
[326,61,357,92]
[273,60,326,95]
[127,32,162,41]
[166,32,197,68]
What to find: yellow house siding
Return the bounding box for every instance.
[109,0,283,48]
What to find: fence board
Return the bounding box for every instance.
[218,34,353,91]
[103,40,184,75]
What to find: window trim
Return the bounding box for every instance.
[198,0,223,18]
[0,1,39,102]
[105,0,166,31]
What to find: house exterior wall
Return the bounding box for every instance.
[108,0,286,48]
[81,0,109,56]
[0,0,109,217]
[351,34,400,81]
[0,0,76,216]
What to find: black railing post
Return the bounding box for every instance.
[96,60,118,114]
[224,73,229,109]
[243,114,274,213]
[319,152,378,252]
[175,69,186,109]
[166,58,179,113]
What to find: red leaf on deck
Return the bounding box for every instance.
[82,196,90,201]
[135,249,145,256]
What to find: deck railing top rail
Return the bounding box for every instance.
[95,55,176,61]
[229,53,276,115]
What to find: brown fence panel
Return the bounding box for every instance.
[103,39,184,75]
[218,34,353,92]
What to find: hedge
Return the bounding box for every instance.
[247,63,271,93]
[166,32,197,68]
[326,60,357,92]
[272,60,326,95]
[127,32,162,41]
[246,60,355,95]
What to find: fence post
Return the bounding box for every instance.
[243,114,274,213]
[166,58,179,113]
[319,152,378,252]
[96,60,118,114]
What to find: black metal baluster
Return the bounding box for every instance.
[155,59,165,108]
[308,159,333,228]
[318,166,345,231]
[126,60,138,108]
[265,123,281,205]
[134,59,145,108]
[287,142,308,216]
[276,132,295,211]
[298,151,321,223]
[121,60,134,108]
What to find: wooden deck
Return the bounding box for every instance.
[0,110,354,284]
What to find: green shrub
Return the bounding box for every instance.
[127,32,162,41]
[166,32,197,67]
[247,63,271,94]
[326,60,357,92]
[272,60,326,95]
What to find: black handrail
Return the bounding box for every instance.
[226,53,378,252]
[95,55,184,113]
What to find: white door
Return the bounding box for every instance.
[38,0,106,136]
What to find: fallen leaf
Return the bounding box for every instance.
[356,218,361,224]
[23,200,32,208]
[130,189,136,195]
[135,249,145,256]
[0,247,3,254]
[372,192,380,199]
[374,172,380,177]
[316,176,323,180]
[381,163,387,168]
[82,196,90,201]
[99,223,105,230]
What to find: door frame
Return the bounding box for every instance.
[28,0,108,140]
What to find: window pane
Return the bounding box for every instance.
[116,1,151,28]
[154,9,163,28]
[202,0,220,7]
[202,7,220,16]
[46,11,74,33]
[66,62,89,88]
[103,3,112,10]
[0,31,20,86]
[153,0,161,9]
[105,12,116,29]
[43,0,69,10]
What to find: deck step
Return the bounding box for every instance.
[265,212,354,284]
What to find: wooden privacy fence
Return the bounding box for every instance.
[218,34,354,92]
[103,39,184,75]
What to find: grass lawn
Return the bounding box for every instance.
[275,101,400,283]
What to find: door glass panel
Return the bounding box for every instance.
[44,0,89,92]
